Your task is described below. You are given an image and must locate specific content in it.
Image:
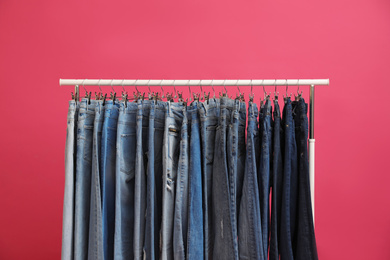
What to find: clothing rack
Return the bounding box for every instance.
[60,78,329,222]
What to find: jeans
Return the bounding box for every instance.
[88,101,105,260]
[238,102,264,260]
[258,99,272,259]
[114,101,137,260]
[187,102,204,260]
[144,101,166,260]
[101,100,120,260]
[280,98,295,260]
[74,98,97,260]
[173,106,189,260]
[160,102,184,260]
[198,99,219,260]
[212,97,238,260]
[62,100,79,260]
[293,99,318,260]
[134,100,150,260]
[269,99,283,260]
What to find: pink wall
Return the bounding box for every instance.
[1,0,389,259]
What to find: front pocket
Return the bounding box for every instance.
[83,125,94,163]
[120,133,136,179]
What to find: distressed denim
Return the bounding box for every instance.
[269,99,284,260]
[258,99,272,259]
[74,98,97,260]
[238,102,264,260]
[62,100,79,260]
[160,102,184,260]
[134,100,150,260]
[114,101,137,260]
[101,100,120,260]
[144,101,166,260]
[212,97,238,260]
[88,101,105,260]
[198,99,219,260]
[173,107,189,260]
[187,102,204,260]
[293,99,318,260]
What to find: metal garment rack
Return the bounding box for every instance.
[60,78,329,222]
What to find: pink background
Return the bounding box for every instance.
[1,0,389,259]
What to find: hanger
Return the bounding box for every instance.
[283,79,291,103]
[211,80,216,101]
[273,79,279,101]
[109,80,116,102]
[82,79,92,104]
[294,79,302,101]
[160,79,165,100]
[249,80,254,103]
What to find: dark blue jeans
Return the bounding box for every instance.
[198,99,219,260]
[258,99,273,259]
[74,99,97,260]
[88,100,105,260]
[114,101,137,260]
[293,99,318,260]
[101,100,120,260]
[144,101,166,260]
[269,99,284,260]
[187,102,204,260]
[238,102,264,260]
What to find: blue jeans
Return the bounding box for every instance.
[62,100,79,260]
[269,99,283,260]
[114,101,137,260]
[187,102,204,260]
[160,102,184,260]
[173,106,189,260]
[134,100,150,260]
[293,99,318,260]
[212,97,238,260]
[101,100,120,260]
[198,99,219,260]
[74,98,97,260]
[88,101,105,260]
[258,99,272,259]
[144,101,166,260]
[238,102,264,260]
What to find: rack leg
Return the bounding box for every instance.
[309,84,315,225]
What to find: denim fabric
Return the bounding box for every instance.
[134,100,150,260]
[258,99,272,259]
[88,101,105,260]
[101,100,120,260]
[187,102,204,260]
[160,102,184,260]
[198,99,219,260]
[238,102,264,260]
[269,99,284,260]
[290,103,299,255]
[294,99,318,260]
[235,100,246,226]
[74,98,97,260]
[144,101,166,260]
[173,107,189,260]
[212,97,238,260]
[114,101,137,260]
[280,98,294,260]
[62,100,79,260]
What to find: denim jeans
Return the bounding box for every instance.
[187,102,204,260]
[62,100,79,260]
[238,102,264,260]
[101,100,120,260]
[74,98,97,260]
[269,99,283,260]
[258,99,272,259]
[134,100,150,260]
[173,106,189,260]
[144,101,166,260]
[212,97,238,260]
[114,101,137,260]
[160,102,184,260]
[88,100,105,260]
[280,98,295,260]
[198,99,219,260]
[293,99,318,260]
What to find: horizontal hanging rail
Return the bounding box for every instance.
[60,79,329,87]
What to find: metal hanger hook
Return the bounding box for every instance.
[98,79,103,93]
[147,79,151,93]
[297,79,300,94]
[173,80,177,98]
[250,79,253,96]
[134,79,139,94]
[110,79,115,93]
[224,79,228,95]
[121,79,126,93]
[236,80,241,95]
[211,80,215,98]
[82,79,87,93]
[160,79,165,98]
